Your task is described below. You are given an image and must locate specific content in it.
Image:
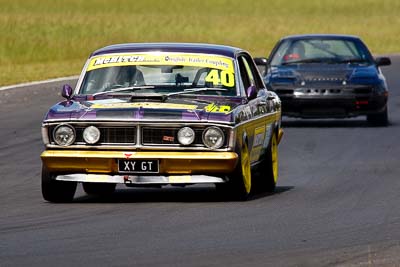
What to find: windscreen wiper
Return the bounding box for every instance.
[282,58,326,65]
[337,58,369,64]
[164,87,228,99]
[92,85,155,97]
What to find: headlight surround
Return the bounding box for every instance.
[53,124,76,146]
[177,127,195,145]
[202,126,224,149]
[83,126,101,144]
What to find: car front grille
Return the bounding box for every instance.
[142,127,205,146]
[50,126,137,145]
[304,77,345,82]
[302,70,347,83]
[48,125,229,148]
[75,127,136,144]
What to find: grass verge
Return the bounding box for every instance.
[0,0,399,85]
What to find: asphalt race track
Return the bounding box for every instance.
[1,57,400,267]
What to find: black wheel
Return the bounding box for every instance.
[216,137,252,200]
[254,131,278,192]
[41,165,77,203]
[367,107,388,126]
[82,183,116,196]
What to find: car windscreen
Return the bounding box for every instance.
[79,53,237,96]
[270,38,373,66]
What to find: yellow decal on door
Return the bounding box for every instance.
[204,103,232,113]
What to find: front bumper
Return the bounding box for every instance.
[268,81,388,118]
[41,150,238,184]
[277,91,387,118]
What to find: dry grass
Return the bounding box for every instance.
[0,0,399,85]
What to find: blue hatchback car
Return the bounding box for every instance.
[255,34,391,125]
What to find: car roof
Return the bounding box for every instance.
[90,43,244,58]
[280,34,362,41]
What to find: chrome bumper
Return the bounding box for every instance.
[55,173,226,184]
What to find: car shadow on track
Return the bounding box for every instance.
[247,186,294,201]
[282,118,393,128]
[72,185,294,203]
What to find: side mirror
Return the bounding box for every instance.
[375,57,391,66]
[61,84,73,100]
[246,85,257,100]
[253,57,268,76]
[254,57,268,65]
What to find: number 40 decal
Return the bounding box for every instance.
[205,70,234,87]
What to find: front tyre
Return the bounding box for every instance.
[216,138,252,200]
[41,165,77,203]
[367,106,388,126]
[258,131,278,192]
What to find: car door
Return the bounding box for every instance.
[236,53,276,164]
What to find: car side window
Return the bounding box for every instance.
[237,57,251,91]
[238,55,264,92]
[243,58,256,87]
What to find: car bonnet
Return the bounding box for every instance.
[43,96,244,123]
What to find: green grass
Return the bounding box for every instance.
[1,0,399,86]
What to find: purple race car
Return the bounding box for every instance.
[40,43,283,202]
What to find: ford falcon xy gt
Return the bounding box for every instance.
[40,43,283,202]
[255,34,391,125]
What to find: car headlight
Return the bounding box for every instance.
[53,124,76,146]
[202,127,224,149]
[83,126,101,144]
[177,127,195,145]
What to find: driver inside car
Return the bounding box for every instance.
[114,65,145,87]
[283,42,305,61]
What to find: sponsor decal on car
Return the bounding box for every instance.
[204,103,232,113]
[162,136,175,142]
[87,53,234,73]
[263,124,273,148]
[250,126,266,163]
[253,127,265,147]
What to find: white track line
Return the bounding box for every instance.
[0,75,79,91]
